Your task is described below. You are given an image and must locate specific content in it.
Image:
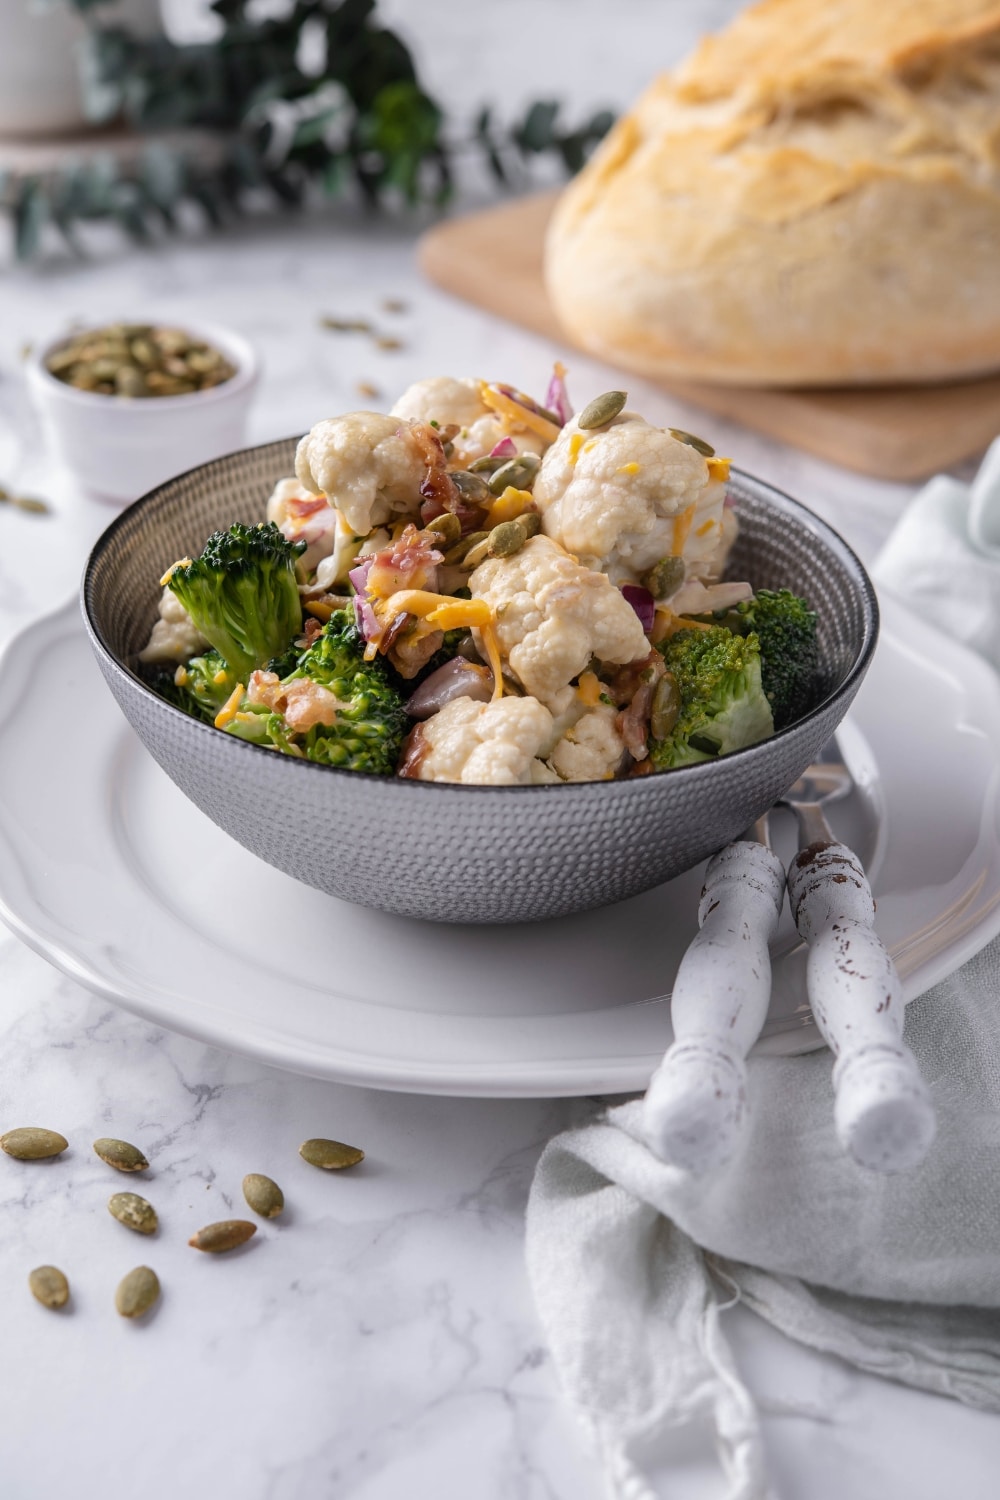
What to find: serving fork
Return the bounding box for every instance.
[642,747,937,1175]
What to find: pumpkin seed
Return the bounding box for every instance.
[641,556,686,600]
[442,531,488,565]
[299,1138,365,1171]
[487,453,541,496]
[425,512,462,546]
[467,454,507,475]
[29,1265,70,1310]
[578,390,627,430]
[1,1127,68,1160]
[43,324,235,400]
[188,1219,257,1253]
[669,428,715,457]
[488,520,528,559]
[242,1173,284,1219]
[650,674,681,740]
[115,1265,160,1319]
[93,1137,149,1173]
[518,511,542,539]
[461,538,491,570]
[449,470,491,505]
[10,496,51,515]
[109,1192,158,1235]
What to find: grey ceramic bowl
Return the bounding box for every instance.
[82,437,878,923]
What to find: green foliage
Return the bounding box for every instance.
[711,590,819,730]
[226,608,409,774]
[650,626,775,770]
[3,0,614,259]
[166,522,305,680]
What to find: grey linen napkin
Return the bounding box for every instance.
[526,452,1000,1500]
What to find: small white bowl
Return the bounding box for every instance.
[26,319,260,504]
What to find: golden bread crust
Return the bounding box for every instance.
[546,0,1000,385]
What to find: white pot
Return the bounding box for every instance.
[0,0,163,139]
[26,320,260,504]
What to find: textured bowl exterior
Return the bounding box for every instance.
[82,439,878,923]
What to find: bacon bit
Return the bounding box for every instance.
[617,679,656,761]
[605,649,665,708]
[282,679,343,732]
[628,757,655,777]
[389,627,445,680]
[397,722,430,779]
[300,615,325,645]
[247,670,285,712]
[409,420,459,518]
[366,523,443,600]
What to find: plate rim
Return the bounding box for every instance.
[1,591,999,1097]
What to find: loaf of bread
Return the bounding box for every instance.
[545,0,1000,386]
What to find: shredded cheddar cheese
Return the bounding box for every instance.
[159,559,192,587]
[173,666,190,687]
[568,432,585,465]
[576,671,602,707]
[212,668,229,685]
[214,683,245,729]
[486,487,533,526]
[479,620,505,701]
[706,457,731,483]
[651,607,714,644]
[479,383,562,444]
[670,503,697,557]
[617,462,640,476]
[582,439,598,454]
[695,518,717,538]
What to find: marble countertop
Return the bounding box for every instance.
[2,4,1000,1495]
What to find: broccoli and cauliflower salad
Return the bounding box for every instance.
[139,370,819,785]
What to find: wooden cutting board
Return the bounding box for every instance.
[418,191,1000,483]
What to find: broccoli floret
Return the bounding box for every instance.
[650,625,774,769]
[712,590,818,729]
[144,650,238,725]
[166,522,305,680]
[225,609,409,775]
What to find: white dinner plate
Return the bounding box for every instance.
[1,595,999,1096]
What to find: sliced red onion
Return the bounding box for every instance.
[545,367,572,426]
[489,436,517,459]
[354,596,381,643]
[621,584,656,634]
[723,491,737,509]
[406,658,493,719]
[348,557,373,595]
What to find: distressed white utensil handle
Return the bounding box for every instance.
[643,840,786,1173]
[787,840,936,1173]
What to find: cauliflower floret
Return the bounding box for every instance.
[138,586,209,664]
[266,477,338,574]
[391,377,546,467]
[533,413,727,584]
[295,412,425,536]
[409,694,556,785]
[469,535,649,701]
[547,703,625,783]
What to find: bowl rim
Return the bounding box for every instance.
[81,435,880,798]
[26,318,259,412]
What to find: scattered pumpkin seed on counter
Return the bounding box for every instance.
[93,1137,149,1173]
[29,1265,70,1310]
[108,1192,158,1236]
[1,1127,68,1160]
[188,1219,257,1253]
[44,324,236,399]
[242,1173,284,1219]
[115,1265,160,1319]
[299,1138,365,1171]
